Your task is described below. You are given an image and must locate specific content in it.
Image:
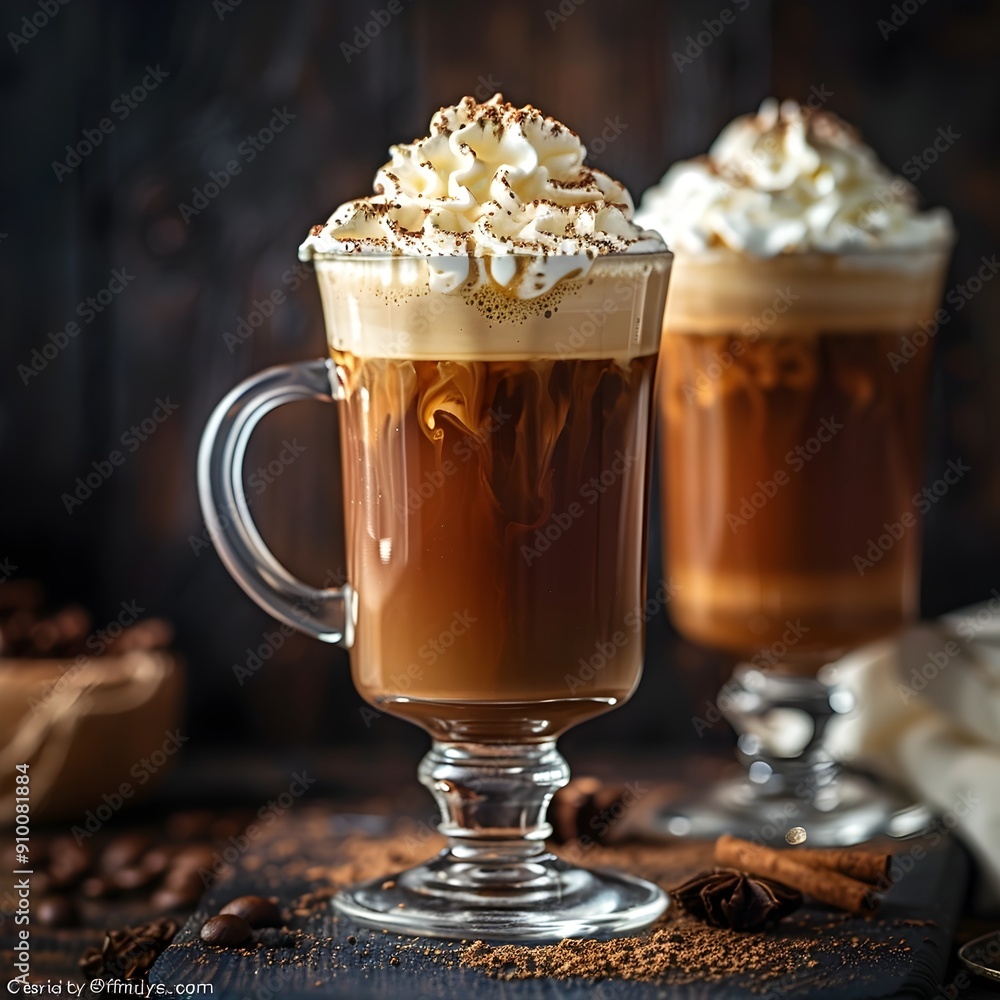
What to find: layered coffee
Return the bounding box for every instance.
[314,255,669,739]
[638,99,954,673]
[203,94,675,937]
[659,251,947,669]
[300,95,671,739]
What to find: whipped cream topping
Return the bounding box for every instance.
[299,95,665,297]
[636,98,954,257]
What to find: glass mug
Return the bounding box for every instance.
[655,245,952,845]
[198,251,673,940]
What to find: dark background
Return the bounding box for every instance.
[1,0,998,760]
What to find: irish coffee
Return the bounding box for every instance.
[337,350,656,737]
[202,94,675,937]
[659,250,949,672]
[317,254,670,739]
[635,96,955,843]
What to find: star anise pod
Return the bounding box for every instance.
[672,867,802,931]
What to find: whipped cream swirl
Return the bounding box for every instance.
[636,98,954,256]
[299,95,664,296]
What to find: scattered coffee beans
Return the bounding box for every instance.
[220,895,282,929]
[200,913,252,947]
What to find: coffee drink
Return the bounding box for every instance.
[658,250,947,669]
[297,95,671,738]
[202,94,674,939]
[314,254,669,738]
[638,99,954,672]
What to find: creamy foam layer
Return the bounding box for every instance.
[315,254,671,360]
[637,98,954,256]
[300,95,665,299]
[665,249,950,335]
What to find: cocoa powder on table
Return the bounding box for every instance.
[461,919,819,984]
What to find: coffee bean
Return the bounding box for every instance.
[36,896,79,928]
[219,896,281,929]
[164,866,204,896]
[100,834,151,875]
[47,837,92,889]
[140,846,176,877]
[200,914,251,947]
[151,888,198,911]
[111,866,154,892]
[80,876,115,900]
[170,845,216,873]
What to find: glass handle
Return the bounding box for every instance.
[197,358,354,646]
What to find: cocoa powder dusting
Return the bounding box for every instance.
[460,918,818,984]
[457,909,912,987]
[452,839,913,986]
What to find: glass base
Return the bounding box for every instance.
[656,770,933,846]
[333,847,667,941]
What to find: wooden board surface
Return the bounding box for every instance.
[150,805,969,999]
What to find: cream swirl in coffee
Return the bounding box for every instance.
[299,94,664,298]
[636,98,954,256]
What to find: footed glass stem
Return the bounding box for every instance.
[657,663,932,846]
[333,741,668,941]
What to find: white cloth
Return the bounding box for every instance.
[825,595,1000,897]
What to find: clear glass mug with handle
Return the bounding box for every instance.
[198,250,673,941]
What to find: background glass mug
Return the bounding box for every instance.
[198,250,673,940]
[655,245,953,845]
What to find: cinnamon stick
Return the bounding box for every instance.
[785,846,890,885]
[714,835,880,915]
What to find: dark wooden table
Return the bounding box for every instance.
[4,750,997,998]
